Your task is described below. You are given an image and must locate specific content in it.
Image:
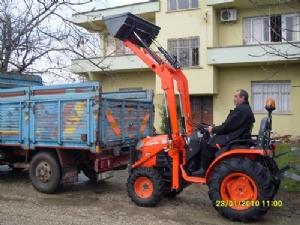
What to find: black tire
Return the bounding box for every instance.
[163,181,183,198]
[126,167,164,207]
[266,158,281,196]
[29,152,61,194]
[208,157,275,223]
[81,163,96,181]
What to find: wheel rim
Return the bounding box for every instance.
[220,173,258,210]
[134,177,154,198]
[35,161,52,183]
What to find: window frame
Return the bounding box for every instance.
[167,36,200,68]
[251,81,291,114]
[167,0,199,12]
[243,13,300,45]
[282,13,300,42]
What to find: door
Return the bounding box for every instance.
[190,96,213,125]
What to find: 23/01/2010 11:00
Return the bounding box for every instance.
[216,200,283,207]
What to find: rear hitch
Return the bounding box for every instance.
[275,147,300,182]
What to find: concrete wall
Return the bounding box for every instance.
[214,64,300,140]
[154,2,217,94]
[72,1,300,138]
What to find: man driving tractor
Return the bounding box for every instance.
[192,89,255,177]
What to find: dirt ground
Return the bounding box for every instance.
[0,165,300,225]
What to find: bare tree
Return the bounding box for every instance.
[0,0,111,84]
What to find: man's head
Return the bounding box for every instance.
[233,89,249,106]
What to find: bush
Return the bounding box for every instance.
[156,99,181,134]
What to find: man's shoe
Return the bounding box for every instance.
[192,167,206,177]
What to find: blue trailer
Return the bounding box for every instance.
[0,81,154,193]
[0,73,43,88]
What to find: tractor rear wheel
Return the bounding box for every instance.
[208,157,275,223]
[126,167,164,207]
[265,158,281,197]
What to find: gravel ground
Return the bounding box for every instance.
[1,165,300,225]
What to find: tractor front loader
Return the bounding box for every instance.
[103,12,300,223]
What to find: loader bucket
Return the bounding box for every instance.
[103,12,161,48]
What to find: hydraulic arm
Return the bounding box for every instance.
[103,12,193,141]
[103,12,194,189]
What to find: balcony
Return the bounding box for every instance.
[207,42,300,66]
[206,0,292,9]
[71,54,150,74]
[206,0,234,6]
[72,1,160,32]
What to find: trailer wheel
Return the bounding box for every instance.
[126,167,164,207]
[163,181,183,198]
[29,152,61,194]
[81,163,96,181]
[208,157,275,223]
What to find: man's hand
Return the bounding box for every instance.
[208,126,213,134]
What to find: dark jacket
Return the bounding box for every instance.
[209,102,255,147]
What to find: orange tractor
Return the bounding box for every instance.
[103,12,300,222]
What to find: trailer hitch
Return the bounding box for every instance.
[274,147,300,182]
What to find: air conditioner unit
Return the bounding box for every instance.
[220,9,237,22]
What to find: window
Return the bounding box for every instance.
[202,97,213,111]
[251,81,291,113]
[168,0,198,11]
[282,14,300,42]
[244,14,300,44]
[168,37,200,68]
[104,34,133,56]
[191,96,201,111]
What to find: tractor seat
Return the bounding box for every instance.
[215,124,255,158]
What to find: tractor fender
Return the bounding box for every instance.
[206,148,266,181]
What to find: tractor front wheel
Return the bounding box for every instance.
[126,167,164,207]
[208,157,275,223]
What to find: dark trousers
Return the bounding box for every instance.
[201,141,218,170]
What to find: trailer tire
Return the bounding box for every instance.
[29,152,61,194]
[81,163,96,181]
[126,167,164,207]
[208,157,275,223]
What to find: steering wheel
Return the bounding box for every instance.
[198,122,211,127]
[197,122,211,133]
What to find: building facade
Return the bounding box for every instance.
[72,0,300,140]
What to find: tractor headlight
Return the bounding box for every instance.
[135,141,144,150]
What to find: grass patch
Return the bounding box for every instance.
[273,143,300,192]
